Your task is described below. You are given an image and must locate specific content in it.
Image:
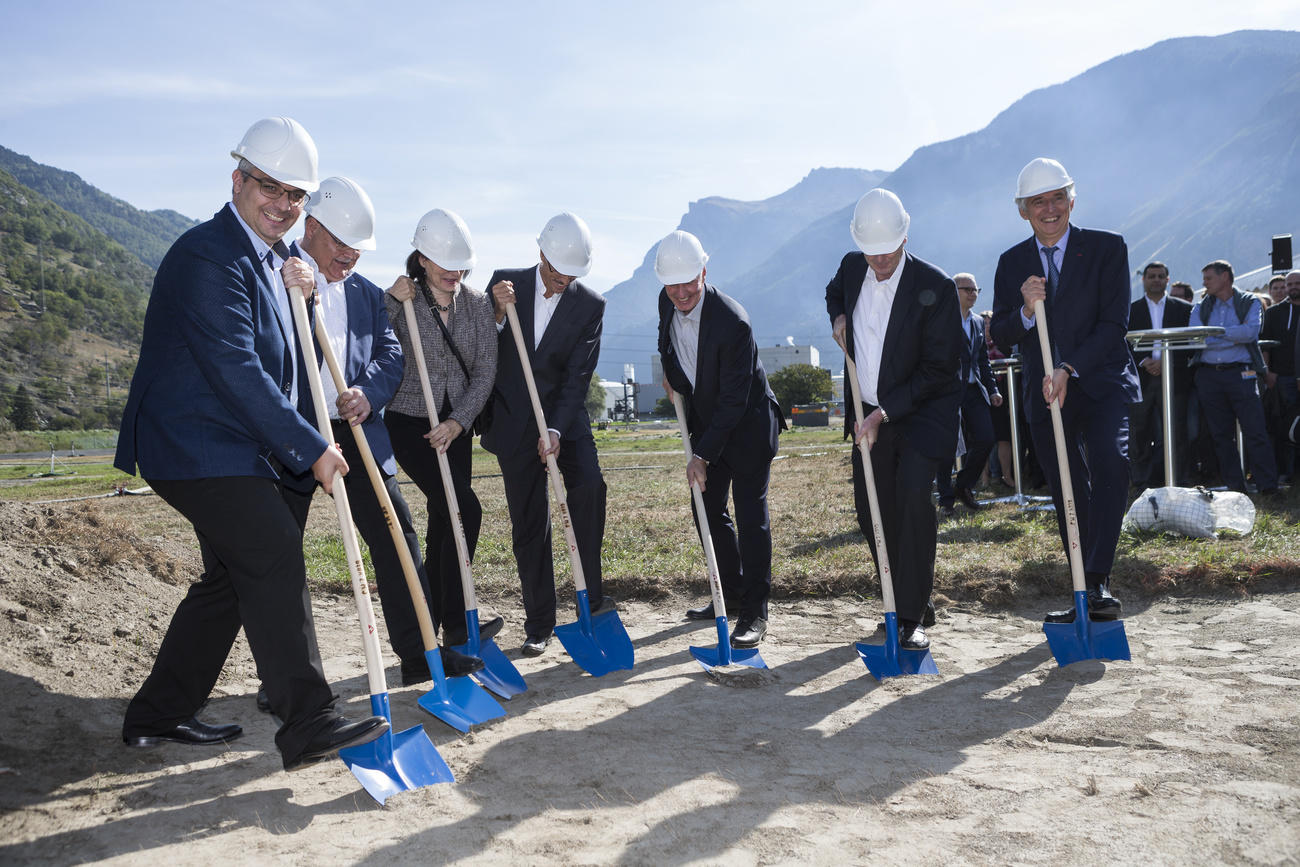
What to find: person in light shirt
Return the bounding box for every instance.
[825,189,961,651]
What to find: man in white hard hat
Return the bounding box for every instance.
[826,189,962,651]
[990,158,1140,624]
[278,179,487,704]
[935,273,1002,517]
[656,231,786,648]
[115,119,388,770]
[482,213,610,657]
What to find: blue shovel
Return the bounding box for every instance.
[671,393,765,674]
[288,285,452,802]
[504,302,634,677]
[842,350,939,679]
[314,298,504,732]
[400,299,526,699]
[1032,300,1130,665]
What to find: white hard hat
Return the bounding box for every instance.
[231,116,319,193]
[306,176,377,251]
[537,212,593,278]
[1016,158,1075,201]
[654,230,709,285]
[411,208,476,271]
[850,188,909,256]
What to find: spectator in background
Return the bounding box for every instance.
[981,311,1016,489]
[1261,269,1300,484]
[1128,261,1192,488]
[1170,281,1195,303]
[1192,260,1278,496]
[1268,275,1288,307]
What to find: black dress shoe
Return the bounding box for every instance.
[1044,587,1123,623]
[256,688,272,714]
[443,614,507,648]
[441,646,484,678]
[686,601,716,621]
[957,487,983,510]
[900,621,930,650]
[587,595,617,617]
[282,715,389,772]
[520,633,551,657]
[922,599,937,628]
[730,615,768,649]
[124,716,243,748]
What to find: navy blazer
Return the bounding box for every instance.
[1129,294,1193,393]
[825,251,963,462]
[989,224,1140,424]
[480,266,604,457]
[116,205,328,481]
[657,285,785,467]
[290,247,403,477]
[959,314,999,405]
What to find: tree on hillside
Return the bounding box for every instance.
[9,384,37,430]
[768,363,832,412]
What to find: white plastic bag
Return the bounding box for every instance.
[1123,486,1256,538]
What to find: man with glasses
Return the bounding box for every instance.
[116,118,388,772]
[936,274,1001,517]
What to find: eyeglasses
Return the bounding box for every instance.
[322,226,359,254]
[240,171,308,206]
[958,286,979,293]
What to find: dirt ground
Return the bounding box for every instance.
[1,499,1298,865]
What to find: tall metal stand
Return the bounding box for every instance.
[982,356,1052,510]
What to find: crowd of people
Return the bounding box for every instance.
[111,116,1292,775]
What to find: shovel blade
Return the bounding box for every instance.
[554,595,635,677]
[855,612,939,680]
[689,644,766,671]
[452,637,527,699]
[416,647,506,732]
[339,693,454,804]
[1042,590,1132,666]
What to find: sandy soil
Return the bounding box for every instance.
[1,499,1298,865]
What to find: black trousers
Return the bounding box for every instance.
[936,384,996,505]
[385,410,480,645]
[286,417,434,661]
[850,417,939,624]
[1195,366,1278,492]
[690,453,773,619]
[498,431,606,638]
[124,476,339,762]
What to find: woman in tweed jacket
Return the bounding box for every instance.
[385,211,501,647]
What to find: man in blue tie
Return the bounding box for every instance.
[989,158,1140,625]
[936,273,1002,517]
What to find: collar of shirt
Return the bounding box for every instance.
[675,295,705,329]
[1034,224,1071,272]
[671,293,704,388]
[227,202,276,268]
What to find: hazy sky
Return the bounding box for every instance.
[1,2,1297,293]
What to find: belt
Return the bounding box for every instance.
[1207,363,1248,371]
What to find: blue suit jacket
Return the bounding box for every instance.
[290,252,404,478]
[657,284,785,467]
[825,251,963,462]
[480,267,604,457]
[989,224,1140,424]
[115,205,328,481]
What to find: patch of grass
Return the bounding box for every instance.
[0,429,118,453]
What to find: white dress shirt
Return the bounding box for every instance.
[852,256,906,407]
[533,265,565,349]
[670,296,704,387]
[297,244,348,418]
[1145,293,1167,360]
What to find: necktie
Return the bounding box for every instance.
[1042,245,1060,300]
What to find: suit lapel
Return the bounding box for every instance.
[536,282,578,359]
[515,268,538,363]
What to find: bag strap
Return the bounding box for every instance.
[419,284,471,383]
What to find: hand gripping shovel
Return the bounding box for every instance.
[670,393,766,677]
[287,283,452,802]
[842,351,939,679]
[504,302,634,676]
[399,298,525,699]
[1032,300,1130,666]
[311,294,504,732]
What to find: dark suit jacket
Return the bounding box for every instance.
[825,251,962,462]
[960,314,999,405]
[480,266,604,457]
[657,285,785,466]
[1128,293,1193,393]
[990,224,1140,424]
[1261,300,1299,377]
[290,246,404,476]
[116,205,327,481]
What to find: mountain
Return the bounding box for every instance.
[599,166,886,380]
[0,145,197,269]
[0,168,154,429]
[603,29,1300,382]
